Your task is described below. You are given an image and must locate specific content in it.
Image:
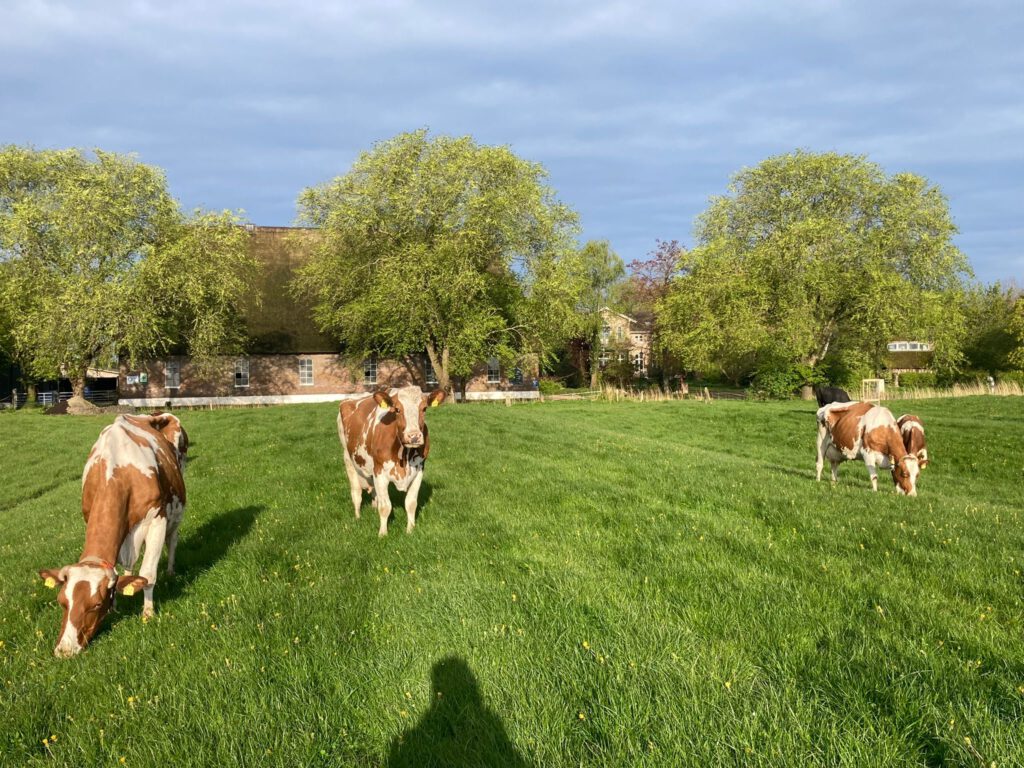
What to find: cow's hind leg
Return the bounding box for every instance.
[373,474,392,537]
[816,424,828,481]
[404,471,425,534]
[139,515,168,620]
[342,452,366,519]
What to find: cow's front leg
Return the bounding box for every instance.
[165,498,185,576]
[864,459,879,492]
[815,427,827,482]
[404,471,425,534]
[139,516,168,620]
[373,474,392,536]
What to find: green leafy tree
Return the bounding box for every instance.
[658,151,971,385]
[960,282,1020,373]
[0,146,255,401]
[573,240,625,388]
[1009,297,1024,370]
[294,130,583,396]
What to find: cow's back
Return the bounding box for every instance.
[82,416,184,530]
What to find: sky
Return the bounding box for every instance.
[2,0,1022,284]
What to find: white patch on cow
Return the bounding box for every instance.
[54,565,112,657]
[899,420,923,435]
[119,506,162,570]
[83,417,161,483]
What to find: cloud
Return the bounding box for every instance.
[1,0,1022,282]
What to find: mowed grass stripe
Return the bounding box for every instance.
[0,397,1022,766]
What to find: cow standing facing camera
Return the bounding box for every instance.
[38,413,188,657]
[338,386,446,536]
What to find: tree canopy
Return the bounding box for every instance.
[657,151,972,385]
[294,129,584,394]
[0,146,255,396]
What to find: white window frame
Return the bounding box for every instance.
[298,357,314,386]
[363,355,377,386]
[487,357,500,384]
[234,358,250,388]
[165,359,180,390]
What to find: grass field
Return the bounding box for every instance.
[1,397,1023,767]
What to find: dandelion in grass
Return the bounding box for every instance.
[578,712,586,721]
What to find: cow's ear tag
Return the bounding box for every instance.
[378,403,388,412]
[431,400,439,408]
[44,577,56,589]
[122,585,135,596]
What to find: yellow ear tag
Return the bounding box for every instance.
[44,577,56,589]
[378,403,388,412]
[122,585,135,596]
[431,401,439,408]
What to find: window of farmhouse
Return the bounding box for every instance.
[234,358,250,388]
[424,354,438,385]
[298,358,314,386]
[364,355,377,385]
[487,357,500,384]
[165,360,180,389]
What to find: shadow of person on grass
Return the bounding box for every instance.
[386,657,533,768]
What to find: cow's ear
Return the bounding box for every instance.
[39,568,68,589]
[373,390,394,411]
[116,575,148,596]
[424,389,446,408]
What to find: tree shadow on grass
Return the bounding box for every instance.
[386,657,534,768]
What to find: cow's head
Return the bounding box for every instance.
[891,454,920,496]
[374,386,446,448]
[149,412,188,469]
[37,563,147,657]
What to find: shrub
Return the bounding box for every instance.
[898,372,937,388]
[538,378,564,395]
[996,370,1024,386]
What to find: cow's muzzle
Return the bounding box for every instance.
[402,432,424,447]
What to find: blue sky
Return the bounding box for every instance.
[3,0,1022,283]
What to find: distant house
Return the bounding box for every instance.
[118,226,537,406]
[598,307,651,376]
[885,340,934,385]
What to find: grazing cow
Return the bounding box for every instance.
[38,413,188,657]
[815,401,919,495]
[338,386,446,536]
[897,414,929,468]
[814,384,852,408]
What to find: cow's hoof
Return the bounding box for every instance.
[142,607,155,621]
[405,525,415,534]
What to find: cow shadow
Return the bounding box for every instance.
[159,504,263,599]
[386,657,534,768]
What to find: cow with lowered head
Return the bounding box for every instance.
[338,386,446,536]
[814,384,852,408]
[897,414,929,468]
[816,401,920,495]
[38,413,188,657]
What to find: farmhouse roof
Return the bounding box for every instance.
[242,226,337,354]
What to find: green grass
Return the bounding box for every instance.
[1,397,1023,767]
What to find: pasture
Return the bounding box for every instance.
[0,397,1022,767]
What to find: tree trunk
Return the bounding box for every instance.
[426,343,453,401]
[589,330,600,389]
[72,374,87,400]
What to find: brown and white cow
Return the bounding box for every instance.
[337,386,446,536]
[38,413,188,657]
[897,414,929,468]
[815,401,920,495]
